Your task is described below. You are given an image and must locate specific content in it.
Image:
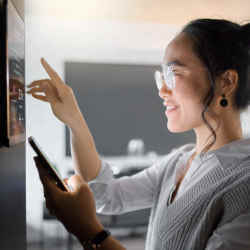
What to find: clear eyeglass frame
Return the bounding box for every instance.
[154,64,176,91]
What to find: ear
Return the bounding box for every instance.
[218,69,239,97]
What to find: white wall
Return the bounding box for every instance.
[25,7,181,242]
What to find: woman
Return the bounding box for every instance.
[28,18,250,250]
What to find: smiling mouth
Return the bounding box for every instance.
[165,106,178,115]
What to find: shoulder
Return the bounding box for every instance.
[154,142,195,173]
[164,142,195,161]
[173,142,195,154]
[165,142,195,161]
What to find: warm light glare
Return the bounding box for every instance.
[27,0,250,25]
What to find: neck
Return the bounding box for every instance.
[193,110,243,156]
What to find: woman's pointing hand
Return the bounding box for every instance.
[27,58,83,128]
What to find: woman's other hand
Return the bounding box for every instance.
[64,175,84,192]
[67,174,84,190]
[27,58,83,128]
[33,156,104,242]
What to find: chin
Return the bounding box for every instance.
[167,123,192,133]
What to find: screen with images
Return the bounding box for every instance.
[8,0,25,145]
[0,0,25,146]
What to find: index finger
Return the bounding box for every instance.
[41,58,64,85]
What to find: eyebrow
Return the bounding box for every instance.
[164,60,187,67]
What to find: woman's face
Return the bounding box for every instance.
[159,32,213,133]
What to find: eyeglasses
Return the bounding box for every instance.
[154,64,176,91]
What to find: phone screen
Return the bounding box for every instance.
[28,136,70,192]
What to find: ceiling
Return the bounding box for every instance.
[27,0,250,26]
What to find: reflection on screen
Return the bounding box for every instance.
[7,1,25,144]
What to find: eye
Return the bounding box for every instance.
[172,70,181,76]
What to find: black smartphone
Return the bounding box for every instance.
[28,136,70,192]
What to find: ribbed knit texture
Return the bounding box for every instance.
[145,146,250,250]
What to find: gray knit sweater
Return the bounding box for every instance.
[88,138,250,250]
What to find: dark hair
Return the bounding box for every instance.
[181,18,250,153]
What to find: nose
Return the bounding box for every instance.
[158,82,172,100]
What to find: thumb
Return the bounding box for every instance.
[68,174,84,191]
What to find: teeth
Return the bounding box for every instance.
[166,106,177,110]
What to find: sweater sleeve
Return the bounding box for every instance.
[87,154,173,215]
[204,211,250,250]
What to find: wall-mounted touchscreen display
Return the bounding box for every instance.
[0,0,25,147]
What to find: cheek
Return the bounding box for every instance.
[174,75,207,105]
[175,83,202,104]
[174,81,205,120]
